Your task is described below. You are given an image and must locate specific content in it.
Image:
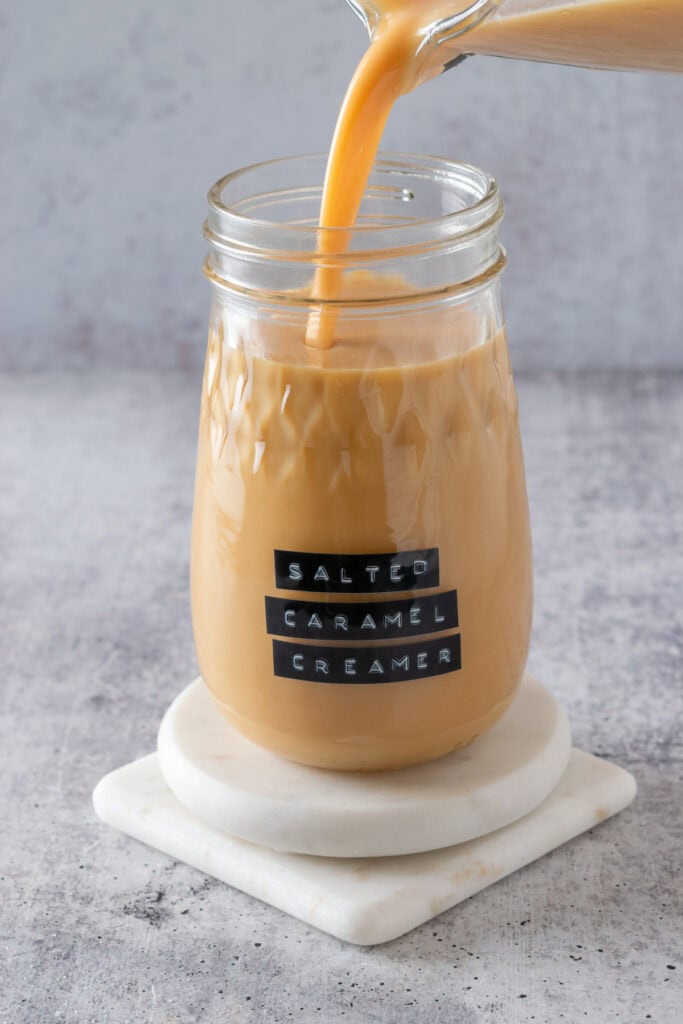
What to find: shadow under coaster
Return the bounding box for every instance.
[93,675,636,945]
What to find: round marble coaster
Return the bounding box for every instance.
[157,675,571,858]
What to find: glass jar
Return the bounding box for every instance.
[192,153,532,771]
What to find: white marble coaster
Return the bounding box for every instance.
[93,749,635,945]
[157,675,572,857]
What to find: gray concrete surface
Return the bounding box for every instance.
[1,369,681,1023]
[2,0,683,372]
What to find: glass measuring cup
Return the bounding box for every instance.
[346,0,683,79]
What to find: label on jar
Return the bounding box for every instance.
[265,591,458,640]
[268,547,461,684]
[273,548,439,592]
[272,635,461,684]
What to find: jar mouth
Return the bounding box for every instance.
[205,152,502,264]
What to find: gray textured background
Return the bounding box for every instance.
[2,0,683,372]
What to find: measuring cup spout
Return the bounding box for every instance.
[343,0,501,78]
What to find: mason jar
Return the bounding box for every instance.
[192,152,532,771]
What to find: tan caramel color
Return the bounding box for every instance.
[191,278,532,770]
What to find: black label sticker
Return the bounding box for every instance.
[272,635,461,684]
[265,590,458,640]
[274,548,439,593]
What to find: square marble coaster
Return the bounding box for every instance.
[93,749,635,945]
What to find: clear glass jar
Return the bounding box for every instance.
[192,153,532,771]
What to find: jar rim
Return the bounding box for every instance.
[205,152,502,263]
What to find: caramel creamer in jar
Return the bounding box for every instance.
[192,154,532,770]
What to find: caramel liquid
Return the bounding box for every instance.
[192,279,532,769]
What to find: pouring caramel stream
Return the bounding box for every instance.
[307,0,683,349]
